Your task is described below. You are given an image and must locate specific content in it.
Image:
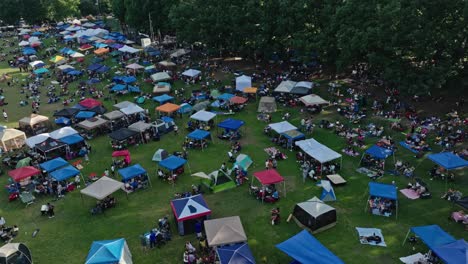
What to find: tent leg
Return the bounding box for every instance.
[402,229,411,246]
[283,181,286,197]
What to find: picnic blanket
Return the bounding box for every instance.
[400,189,420,200]
[399,141,419,154]
[399,253,425,264]
[264,147,287,159]
[356,167,378,178]
[356,227,387,247]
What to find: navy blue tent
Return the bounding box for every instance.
[127,85,140,93]
[218,118,245,131]
[118,164,147,181]
[428,152,468,170]
[39,157,68,172]
[276,230,344,264]
[406,225,456,251]
[433,239,467,264]
[75,111,96,119]
[153,94,174,104]
[122,76,136,84]
[87,63,103,71]
[67,70,83,76]
[86,78,101,84]
[159,156,187,171]
[217,243,256,264]
[60,134,84,145]
[96,65,110,73]
[187,129,211,140]
[365,145,393,159]
[369,182,397,200]
[50,165,80,181]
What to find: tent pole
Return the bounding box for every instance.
[402,229,411,246]
[283,181,286,197]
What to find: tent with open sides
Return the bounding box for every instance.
[236,75,252,92]
[252,169,286,200]
[159,156,187,173]
[403,225,456,251]
[156,103,180,116]
[281,130,305,150]
[118,164,148,181]
[276,230,344,264]
[433,239,467,264]
[268,121,297,134]
[182,69,201,78]
[428,152,468,170]
[0,128,26,151]
[79,98,102,109]
[292,196,337,234]
[366,182,398,218]
[274,80,313,95]
[320,180,337,202]
[171,194,211,235]
[360,145,395,169]
[191,110,216,123]
[295,138,343,172]
[50,127,78,140]
[35,137,68,159]
[108,128,139,142]
[39,157,68,173]
[150,72,171,82]
[81,176,125,200]
[205,216,247,247]
[9,166,41,182]
[50,165,80,181]
[217,243,256,264]
[19,114,50,134]
[218,118,245,131]
[85,238,133,264]
[299,94,329,107]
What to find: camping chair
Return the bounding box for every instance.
[19,192,35,207]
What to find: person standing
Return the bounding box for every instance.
[194,221,202,239]
[110,165,115,177]
[149,231,156,248]
[2,109,7,122]
[47,203,55,218]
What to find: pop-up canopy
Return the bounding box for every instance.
[118,164,146,181]
[182,69,201,78]
[81,176,125,200]
[187,129,211,140]
[235,75,252,92]
[190,110,216,122]
[428,152,468,170]
[50,165,80,181]
[8,166,41,182]
[205,216,247,247]
[171,194,211,235]
[367,182,398,218]
[85,238,133,264]
[39,157,68,172]
[268,121,297,134]
[433,239,467,264]
[295,138,342,167]
[217,243,255,264]
[159,156,187,171]
[253,169,286,199]
[218,118,245,131]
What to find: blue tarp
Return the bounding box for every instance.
[369,182,397,200]
[96,65,110,73]
[218,93,235,101]
[22,48,36,55]
[55,117,71,126]
[87,78,101,84]
[67,70,83,76]
[50,165,80,181]
[433,239,467,264]
[111,84,126,92]
[153,94,174,104]
[276,230,344,264]
[75,111,96,119]
[118,164,147,181]
[86,239,126,264]
[127,85,140,93]
[428,152,468,170]
[187,129,211,140]
[60,134,84,145]
[218,118,245,131]
[365,145,393,159]
[39,157,68,172]
[122,76,136,84]
[159,156,187,171]
[410,225,456,250]
[217,243,256,264]
[87,63,103,71]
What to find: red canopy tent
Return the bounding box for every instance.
[79,98,102,109]
[112,150,131,165]
[8,166,41,182]
[252,169,286,200]
[230,96,248,105]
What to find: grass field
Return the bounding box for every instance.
[0,33,466,264]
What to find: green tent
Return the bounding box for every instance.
[16,157,32,168]
[201,170,236,193]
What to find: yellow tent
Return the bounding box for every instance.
[0,128,26,151]
[94,48,109,55]
[49,55,65,63]
[243,87,258,94]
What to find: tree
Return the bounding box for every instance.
[0,0,21,25]
[45,0,80,21]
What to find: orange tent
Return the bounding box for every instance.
[243,87,258,94]
[156,103,180,113]
[230,96,248,104]
[94,48,109,55]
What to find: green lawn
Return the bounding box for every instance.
[0,34,466,264]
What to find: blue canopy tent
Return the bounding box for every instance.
[404,225,456,250]
[22,48,36,55]
[86,78,101,84]
[122,76,137,84]
[60,134,85,145]
[96,65,110,73]
[75,111,96,119]
[217,243,256,264]
[67,70,83,76]
[127,85,140,93]
[428,152,468,170]
[110,84,126,92]
[87,63,103,71]
[153,94,174,104]
[118,163,150,182]
[366,182,398,218]
[433,239,467,264]
[360,145,395,169]
[218,118,245,131]
[85,238,133,264]
[33,68,49,75]
[218,93,235,101]
[39,157,68,173]
[170,194,211,235]
[159,155,188,174]
[55,117,71,126]
[281,130,305,150]
[177,103,193,114]
[276,230,344,264]
[187,129,211,150]
[50,165,81,181]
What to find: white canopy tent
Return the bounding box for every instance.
[113,101,134,109]
[150,72,171,82]
[204,216,247,247]
[274,80,313,95]
[235,75,252,92]
[118,45,140,54]
[128,121,152,132]
[29,60,44,68]
[70,52,85,58]
[299,94,329,107]
[50,127,78,140]
[190,110,216,122]
[80,176,125,200]
[19,41,30,47]
[120,104,144,115]
[170,49,189,58]
[25,133,50,148]
[182,69,201,78]
[0,129,26,151]
[158,61,176,67]
[295,138,342,170]
[268,121,297,134]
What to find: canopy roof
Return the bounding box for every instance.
[153,94,174,104]
[53,108,79,118]
[159,156,187,171]
[35,137,67,153]
[103,110,125,120]
[217,243,256,264]
[235,154,253,171]
[81,176,124,200]
[60,134,84,145]
[150,72,171,82]
[230,96,248,104]
[276,230,344,264]
[156,103,180,113]
[86,238,131,264]
[171,194,211,222]
[128,121,152,132]
[235,75,252,92]
[299,94,329,106]
[187,129,211,140]
[50,127,78,140]
[125,63,143,70]
[274,80,313,94]
[365,145,394,159]
[253,169,284,185]
[295,138,342,163]
[433,239,467,264]
[410,225,456,250]
[79,98,102,109]
[218,93,235,101]
[8,166,41,182]
[281,130,305,140]
[109,128,139,141]
[428,152,468,170]
[120,104,144,115]
[39,157,68,172]
[75,111,96,119]
[296,197,336,218]
[170,48,189,58]
[268,121,297,134]
[159,60,176,67]
[218,118,245,131]
[113,101,134,109]
[25,133,50,148]
[182,69,201,78]
[50,165,80,181]
[243,87,258,94]
[118,45,140,53]
[77,117,109,130]
[89,105,107,115]
[118,164,147,181]
[205,216,247,247]
[190,110,216,122]
[369,182,397,200]
[0,129,26,150]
